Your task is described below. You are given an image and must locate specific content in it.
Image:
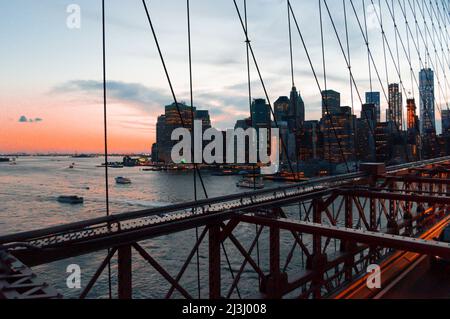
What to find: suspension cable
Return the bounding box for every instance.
[288,1,351,173]
[186,0,202,299]
[232,0,306,177]
[141,0,209,200]
[101,0,113,300]
[243,0,261,287]
[322,1,378,142]
[348,0,411,161]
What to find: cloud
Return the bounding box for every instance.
[18,116,43,123]
[52,80,170,110]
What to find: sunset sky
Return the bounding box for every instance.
[1,0,447,154]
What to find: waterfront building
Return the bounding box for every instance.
[321,106,356,164]
[274,96,290,123]
[375,122,392,162]
[419,68,436,134]
[299,120,321,162]
[322,90,341,117]
[442,109,450,137]
[441,109,450,156]
[251,99,271,129]
[356,103,376,161]
[365,91,381,122]
[154,103,211,163]
[288,86,305,132]
[388,83,403,130]
[406,98,420,160]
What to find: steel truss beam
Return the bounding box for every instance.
[0,251,61,299]
[238,216,450,259]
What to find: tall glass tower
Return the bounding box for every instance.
[419,68,435,134]
[365,91,381,123]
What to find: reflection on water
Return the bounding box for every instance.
[0,156,288,298]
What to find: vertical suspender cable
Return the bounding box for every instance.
[363,0,374,94]
[141,0,209,200]
[344,0,355,114]
[319,0,332,172]
[186,0,201,299]
[288,1,295,88]
[288,1,351,173]
[243,0,261,284]
[344,0,359,165]
[101,0,113,300]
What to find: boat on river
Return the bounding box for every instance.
[236,177,264,189]
[57,196,84,205]
[116,177,132,185]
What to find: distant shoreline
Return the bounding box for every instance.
[0,154,150,157]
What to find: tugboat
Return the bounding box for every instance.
[115,177,132,185]
[236,177,264,189]
[57,196,84,205]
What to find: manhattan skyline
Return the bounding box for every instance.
[1,0,448,153]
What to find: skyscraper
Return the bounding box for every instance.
[407,98,418,130]
[365,92,381,122]
[322,90,341,117]
[288,86,305,132]
[419,68,436,134]
[155,103,211,163]
[442,109,450,137]
[406,98,420,160]
[274,96,290,123]
[357,104,376,161]
[251,98,271,128]
[322,106,356,164]
[388,83,403,130]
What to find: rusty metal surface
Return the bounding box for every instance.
[0,250,61,299]
[1,157,450,299]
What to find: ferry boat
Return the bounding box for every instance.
[57,196,84,205]
[115,177,132,185]
[236,177,264,189]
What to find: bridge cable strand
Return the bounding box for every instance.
[372,0,424,157]
[222,242,241,298]
[346,0,411,161]
[141,0,209,200]
[142,0,208,298]
[101,0,113,300]
[412,0,450,110]
[232,0,310,178]
[413,0,450,110]
[242,0,261,281]
[414,0,450,110]
[398,0,440,155]
[298,0,380,168]
[323,0,377,141]
[363,0,374,94]
[322,0,383,152]
[433,0,450,108]
[186,0,202,299]
[389,0,448,156]
[287,0,308,266]
[287,1,351,173]
[426,0,450,103]
[343,0,360,167]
